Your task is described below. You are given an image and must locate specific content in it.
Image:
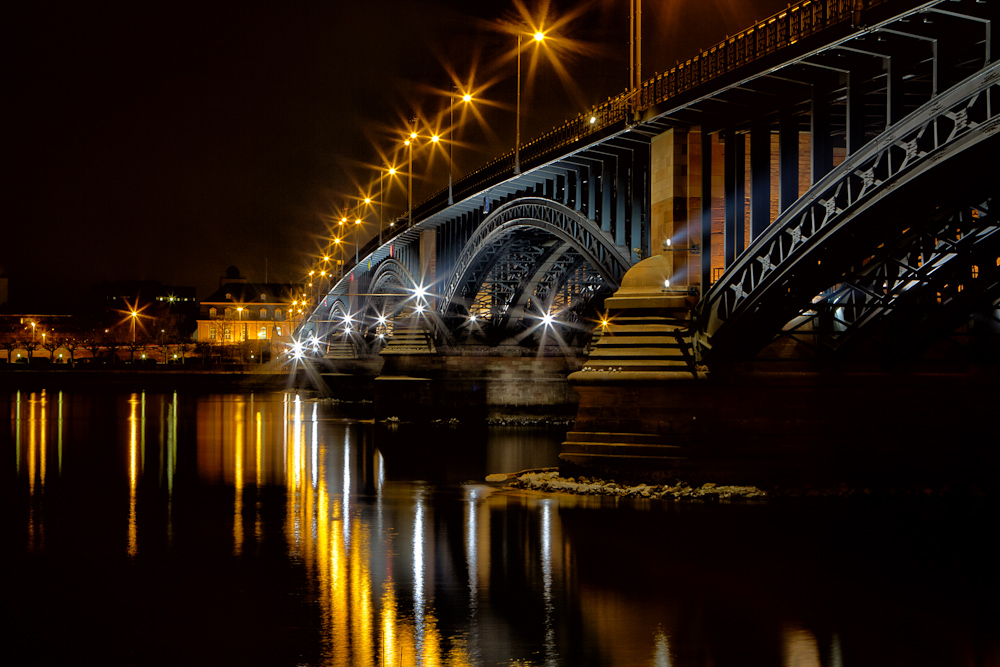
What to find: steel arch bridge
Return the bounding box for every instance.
[695,63,1000,365]
[299,0,999,368]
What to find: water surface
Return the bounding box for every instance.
[5,389,997,666]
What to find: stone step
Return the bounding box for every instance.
[564,430,663,444]
[601,331,688,345]
[559,452,687,464]
[587,357,691,368]
[590,345,690,357]
[599,327,689,337]
[559,442,685,459]
[606,319,689,328]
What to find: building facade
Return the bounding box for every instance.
[195,268,307,359]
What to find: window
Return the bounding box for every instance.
[275,326,282,337]
[259,308,267,319]
[275,308,283,320]
[259,326,267,339]
[223,326,232,341]
[209,326,217,340]
[225,308,233,318]
[209,308,217,318]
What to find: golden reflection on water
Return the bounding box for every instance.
[128,393,139,558]
[783,625,822,667]
[10,390,872,665]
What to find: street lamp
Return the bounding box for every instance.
[516,28,545,174]
[405,124,418,226]
[355,217,363,264]
[448,90,473,205]
[130,311,138,343]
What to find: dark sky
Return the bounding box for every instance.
[3,0,788,310]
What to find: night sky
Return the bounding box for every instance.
[3,0,788,311]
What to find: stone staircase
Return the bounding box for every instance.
[560,251,703,478]
[582,311,697,373]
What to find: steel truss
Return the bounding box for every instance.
[775,199,998,359]
[696,63,1000,362]
[441,198,631,328]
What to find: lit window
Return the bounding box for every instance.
[210,327,217,340]
[259,326,267,338]
[275,326,282,336]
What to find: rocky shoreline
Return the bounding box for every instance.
[496,470,768,501]
[492,469,994,500]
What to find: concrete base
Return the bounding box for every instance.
[561,367,1000,488]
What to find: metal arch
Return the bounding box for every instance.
[772,200,998,359]
[695,63,1000,362]
[440,196,633,313]
[369,258,418,294]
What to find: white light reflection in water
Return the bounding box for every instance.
[652,627,672,667]
[540,498,559,666]
[57,390,63,473]
[465,485,482,665]
[830,632,844,667]
[342,424,351,551]
[412,487,427,661]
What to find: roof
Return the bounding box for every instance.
[201,282,306,305]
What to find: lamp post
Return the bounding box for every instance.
[515,29,545,175]
[355,217,363,264]
[130,311,137,343]
[406,122,416,226]
[448,91,473,205]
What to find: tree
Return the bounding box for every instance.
[83,336,104,363]
[62,337,80,366]
[0,333,20,363]
[104,333,126,365]
[41,334,60,362]
[19,335,39,362]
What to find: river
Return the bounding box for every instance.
[5,389,997,666]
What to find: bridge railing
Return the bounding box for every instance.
[339,0,894,279]
[637,0,888,109]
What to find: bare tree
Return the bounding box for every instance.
[41,334,60,362]
[0,332,20,363]
[83,336,104,364]
[62,337,80,366]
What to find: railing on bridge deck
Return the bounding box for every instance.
[340,0,895,279]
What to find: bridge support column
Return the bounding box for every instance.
[650,127,703,289]
[419,229,436,285]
